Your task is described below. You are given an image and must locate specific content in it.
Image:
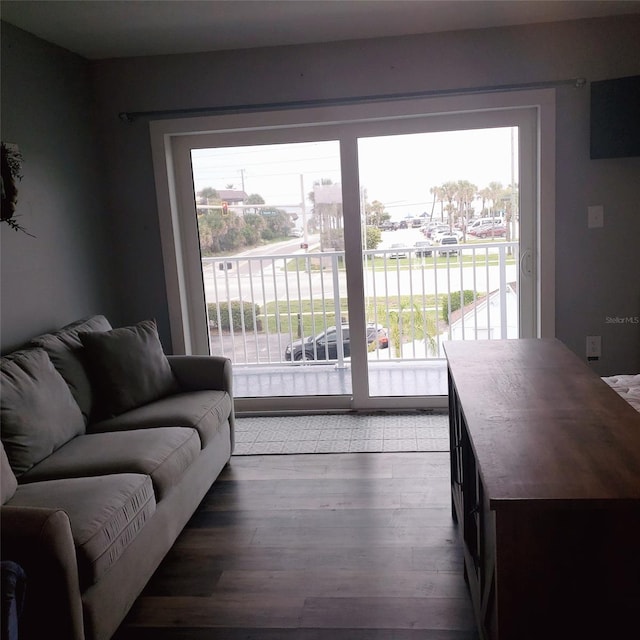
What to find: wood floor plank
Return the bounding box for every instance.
[112,452,479,639]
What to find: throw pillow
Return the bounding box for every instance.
[79,319,178,418]
[0,348,85,476]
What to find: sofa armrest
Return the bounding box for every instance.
[167,355,235,431]
[167,355,232,393]
[1,506,85,640]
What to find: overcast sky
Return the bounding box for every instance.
[191,126,517,220]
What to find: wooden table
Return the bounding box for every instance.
[444,339,640,640]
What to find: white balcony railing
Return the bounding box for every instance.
[203,241,519,366]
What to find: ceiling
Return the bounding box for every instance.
[2,0,639,60]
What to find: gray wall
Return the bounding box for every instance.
[90,15,640,374]
[3,16,639,373]
[1,22,117,353]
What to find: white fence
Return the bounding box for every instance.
[203,241,519,366]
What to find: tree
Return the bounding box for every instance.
[261,209,291,240]
[197,187,219,204]
[245,193,265,214]
[364,225,382,250]
[197,208,231,255]
[429,186,444,222]
[378,300,437,359]
[439,181,458,230]
[365,200,389,227]
[242,213,266,245]
[485,181,504,216]
[455,180,477,241]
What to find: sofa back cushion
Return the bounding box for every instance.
[31,315,112,422]
[1,441,18,503]
[0,348,85,476]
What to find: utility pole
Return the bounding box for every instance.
[300,174,307,243]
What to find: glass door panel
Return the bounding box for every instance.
[356,127,519,398]
[189,141,352,399]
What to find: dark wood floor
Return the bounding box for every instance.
[112,452,479,640]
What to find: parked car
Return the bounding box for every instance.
[388,243,409,258]
[289,228,304,237]
[474,224,507,238]
[414,240,433,257]
[437,234,459,255]
[284,324,389,361]
[427,225,449,239]
[467,216,505,233]
[433,228,462,244]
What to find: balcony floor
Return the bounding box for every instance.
[234,360,449,406]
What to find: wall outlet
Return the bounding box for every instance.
[586,335,601,360]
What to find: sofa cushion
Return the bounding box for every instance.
[31,315,113,423]
[1,442,18,504]
[6,474,156,589]
[0,348,85,476]
[19,427,200,501]
[79,319,178,418]
[88,389,232,447]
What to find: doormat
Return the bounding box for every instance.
[233,412,449,455]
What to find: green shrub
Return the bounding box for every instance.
[442,290,477,324]
[208,301,262,331]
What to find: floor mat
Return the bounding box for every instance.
[233,412,449,454]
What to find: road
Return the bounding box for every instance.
[203,229,517,307]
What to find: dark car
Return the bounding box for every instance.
[285,324,388,361]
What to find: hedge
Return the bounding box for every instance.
[208,301,262,331]
[442,290,477,324]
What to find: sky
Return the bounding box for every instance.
[191,126,518,221]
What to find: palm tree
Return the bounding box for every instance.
[378,300,437,359]
[366,200,388,227]
[439,181,458,231]
[429,185,444,222]
[455,180,477,241]
[486,181,504,217]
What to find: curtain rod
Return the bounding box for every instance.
[119,77,586,123]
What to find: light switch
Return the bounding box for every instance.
[588,205,604,228]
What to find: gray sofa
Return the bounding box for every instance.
[0,315,235,640]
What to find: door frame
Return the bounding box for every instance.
[150,89,556,410]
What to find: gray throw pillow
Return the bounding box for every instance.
[0,348,85,476]
[79,319,178,418]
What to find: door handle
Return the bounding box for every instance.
[520,249,532,277]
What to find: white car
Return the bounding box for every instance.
[388,243,409,259]
[437,234,460,255]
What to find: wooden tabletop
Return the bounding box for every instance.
[444,339,640,507]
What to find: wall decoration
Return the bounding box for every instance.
[1,142,32,235]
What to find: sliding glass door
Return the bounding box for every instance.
[153,91,549,413]
[356,127,520,399]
